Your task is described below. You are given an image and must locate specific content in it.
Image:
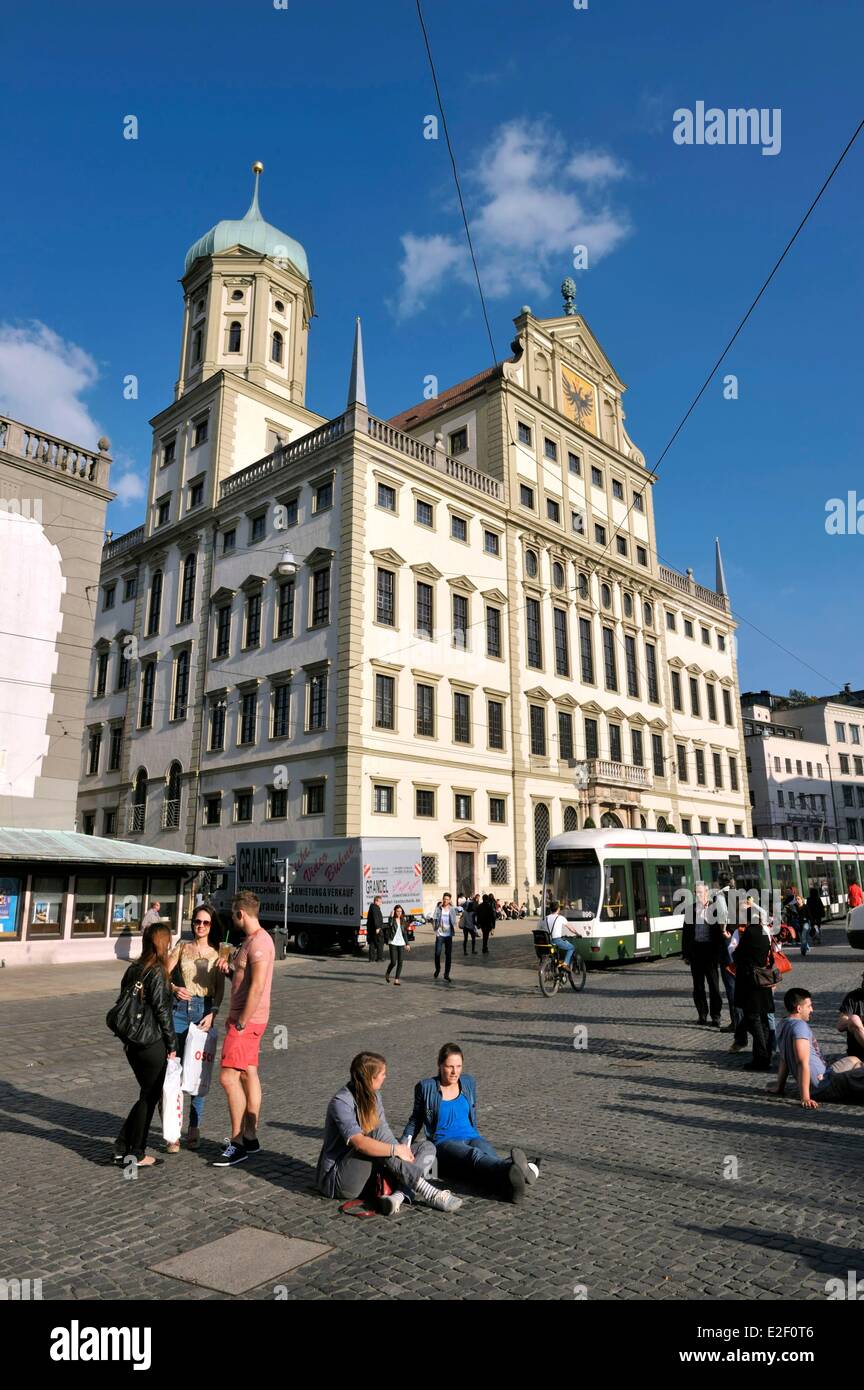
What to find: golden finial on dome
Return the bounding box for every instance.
[252,161,264,175]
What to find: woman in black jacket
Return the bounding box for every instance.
[805,886,825,946]
[477,895,496,955]
[730,904,774,1071]
[113,923,177,1167]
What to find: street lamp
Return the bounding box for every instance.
[277,548,297,577]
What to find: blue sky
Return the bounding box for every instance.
[1,0,861,698]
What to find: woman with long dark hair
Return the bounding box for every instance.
[113,923,177,1168]
[384,903,410,985]
[165,902,225,1151]
[729,898,774,1071]
[316,1052,462,1215]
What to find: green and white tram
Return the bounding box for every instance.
[543,830,864,964]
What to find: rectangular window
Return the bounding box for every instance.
[239,690,257,745]
[234,792,253,824]
[452,593,469,650]
[95,651,109,698]
[689,676,701,717]
[616,536,627,557]
[268,788,288,819]
[486,605,501,658]
[594,524,607,547]
[304,782,325,815]
[554,608,570,676]
[666,612,676,632]
[558,711,574,761]
[546,498,560,524]
[729,755,739,792]
[695,748,706,785]
[308,672,327,730]
[103,810,117,837]
[276,580,294,639]
[591,466,603,488]
[645,643,659,702]
[250,512,266,544]
[671,669,683,712]
[244,592,261,648]
[102,585,116,613]
[612,479,624,500]
[215,605,231,658]
[518,421,532,445]
[631,728,644,767]
[375,673,395,730]
[484,529,500,556]
[453,692,471,744]
[609,723,622,764]
[835,722,847,741]
[209,700,226,751]
[852,726,862,745]
[374,784,395,815]
[87,728,101,776]
[272,684,290,738]
[279,495,299,528]
[652,733,665,777]
[311,568,331,626]
[718,634,726,652]
[108,725,123,771]
[571,510,585,535]
[579,617,594,683]
[123,575,137,602]
[189,479,204,509]
[377,482,396,511]
[625,635,639,699]
[843,785,855,808]
[415,788,435,818]
[489,795,506,824]
[681,818,692,834]
[172,652,190,720]
[706,683,718,721]
[568,452,581,475]
[526,598,542,668]
[193,418,208,447]
[677,745,688,782]
[713,751,723,787]
[162,439,176,467]
[487,699,504,750]
[636,546,648,567]
[519,484,535,510]
[778,789,785,807]
[139,662,155,728]
[449,428,468,455]
[544,438,558,461]
[416,582,434,639]
[585,717,599,760]
[701,626,710,646]
[848,819,859,840]
[856,757,864,777]
[222,528,236,553]
[451,514,467,542]
[416,498,433,528]
[416,684,435,738]
[723,688,733,726]
[376,568,395,626]
[633,492,644,512]
[840,754,850,774]
[529,705,547,757]
[454,793,472,821]
[156,499,170,528]
[684,618,694,638]
[314,480,333,512]
[602,628,617,690]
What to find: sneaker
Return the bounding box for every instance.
[212,1139,248,1167]
[527,1161,541,1182]
[242,1136,261,1154]
[378,1192,406,1217]
[425,1188,463,1212]
[507,1163,527,1205]
[729,1043,747,1053]
[510,1147,531,1183]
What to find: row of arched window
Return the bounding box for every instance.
[130,762,182,833]
[190,325,284,366]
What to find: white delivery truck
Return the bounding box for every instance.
[212,836,424,954]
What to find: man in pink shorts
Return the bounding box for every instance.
[213,891,275,1166]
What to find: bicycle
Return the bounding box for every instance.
[532,929,587,996]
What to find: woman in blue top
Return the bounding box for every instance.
[401,1043,540,1203]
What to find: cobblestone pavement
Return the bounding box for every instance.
[1,924,862,1302]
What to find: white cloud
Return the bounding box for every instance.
[395,120,631,317]
[0,321,102,446]
[111,452,146,508]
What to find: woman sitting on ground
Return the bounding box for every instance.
[316,1052,462,1215]
[400,1043,540,1204]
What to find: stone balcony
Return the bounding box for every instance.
[584,759,653,790]
[0,414,111,489]
[658,562,729,614]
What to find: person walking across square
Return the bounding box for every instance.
[213,891,275,1166]
[433,893,458,982]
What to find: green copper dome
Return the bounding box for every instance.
[184,166,309,279]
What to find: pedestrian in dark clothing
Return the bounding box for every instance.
[805,887,825,946]
[112,923,178,1167]
[461,895,479,955]
[681,881,727,1026]
[729,907,774,1071]
[366,896,385,963]
[477,894,496,954]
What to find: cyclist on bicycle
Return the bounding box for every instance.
[544,900,578,971]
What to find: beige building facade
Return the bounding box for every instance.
[77,168,750,910]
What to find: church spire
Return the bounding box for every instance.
[347,316,367,408]
[244,160,264,222]
[715,536,728,598]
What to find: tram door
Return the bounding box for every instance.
[630,862,651,953]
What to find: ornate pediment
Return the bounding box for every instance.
[411,562,443,581]
[606,707,626,721]
[525,686,553,702]
[668,656,685,670]
[686,663,702,676]
[444,828,487,844]
[554,693,578,709]
[447,574,477,594]
[304,546,336,568]
[239,574,267,593]
[649,717,667,731]
[581,700,604,715]
[481,587,508,606]
[370,547,406,568]
[210,585,236,604]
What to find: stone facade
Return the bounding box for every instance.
[76,176,750,909]
[0,418,112,828]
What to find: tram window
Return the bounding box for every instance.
[600,864,630,922]
[654,863,689,915]
[702,859,764,895]
[802,861,837,902]
[843,862,859,890]
[771,861,797,897]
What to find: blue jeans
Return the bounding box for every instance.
[172,994,211,1127]
[555,938,576,968]
[435,1136,511,1196]
[434,935,453,977]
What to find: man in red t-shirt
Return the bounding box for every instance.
[848,880,863,910]
[213,891,275,1166]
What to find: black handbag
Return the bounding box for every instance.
[106,968,156,1045]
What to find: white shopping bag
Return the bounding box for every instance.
[161,1056,183,1143]
[182,1022,218,1098]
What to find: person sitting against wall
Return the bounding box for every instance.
[401,1043,540,1204]
[165,902,224,1151]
